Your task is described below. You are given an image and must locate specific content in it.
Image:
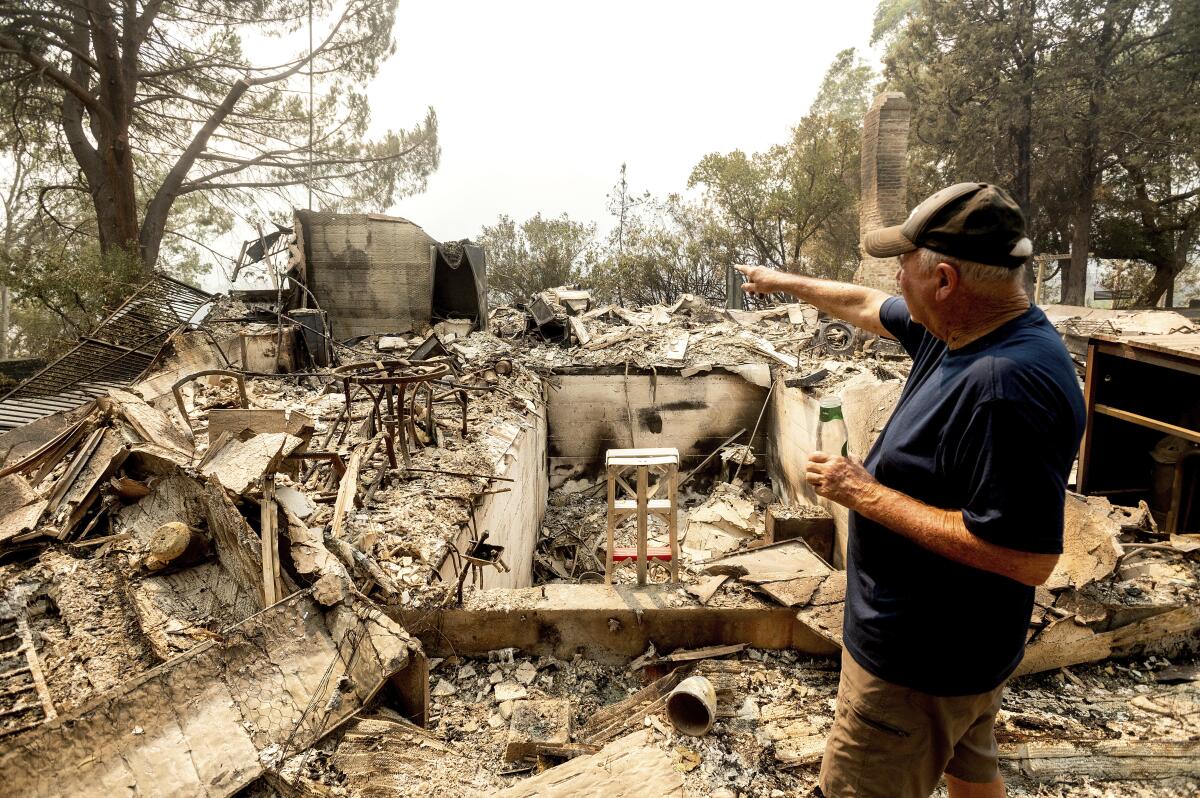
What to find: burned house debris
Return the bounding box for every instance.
[0,226,1194,797]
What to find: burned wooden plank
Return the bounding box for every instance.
[329,435,382,541]
[578,666,692,746]
[493,730,683,798]
[104,388,194,458]
[999,738,1200,780]
[282,507,351,606]
[260,474,282,605]
[207,408,315,444]
[199,432,303,495]
[47,428,129,540]
[0,606,56,740]
[201,475,274,612]
[1016,605,1200,677]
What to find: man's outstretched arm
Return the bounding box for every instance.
[734,265,894,339]
[806,453,1060,587]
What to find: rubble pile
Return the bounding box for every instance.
[497,287,910,385]
[0,286,1195,797]
[534,478,782,587]
[1043,304,1198,374]
[257,646,1200,798]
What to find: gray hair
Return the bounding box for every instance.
[914,248,1022,284]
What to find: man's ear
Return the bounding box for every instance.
[934,262,959,301]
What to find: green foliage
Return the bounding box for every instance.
[687,50,874,282]
[0,241,145,357]
[810,48,878,122]
[479,213,599,304]
[0,0,439,268]
[592,195,726,306]
[871,0,920,46]
[0,0,438,353]
[882,0,1200,304]
[0,140,210,357]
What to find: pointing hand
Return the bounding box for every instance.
[734,264,781,296]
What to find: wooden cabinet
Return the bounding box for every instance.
[1078,334,1200,532]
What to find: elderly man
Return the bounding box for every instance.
[736,183,1085,798]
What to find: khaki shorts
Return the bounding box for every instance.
[818,649,1005,798]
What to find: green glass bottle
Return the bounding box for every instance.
[817,396,849,457]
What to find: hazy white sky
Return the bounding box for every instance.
[369,0,883,242]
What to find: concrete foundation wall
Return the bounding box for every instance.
[768,374,903,567]
[438,412,548,589]
[400,585,840,663]
[545,372,768,482]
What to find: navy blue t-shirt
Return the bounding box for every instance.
[844,297,1085,696]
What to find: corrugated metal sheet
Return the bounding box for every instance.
[0,274,213,431]
[297,211,435,339]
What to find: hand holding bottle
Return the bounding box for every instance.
[805,451,879,509]
[809,396,878,509]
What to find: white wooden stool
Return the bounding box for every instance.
[605,447,679,585]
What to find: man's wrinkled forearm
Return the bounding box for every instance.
[848,481,1059,587]
[738,266,892,339]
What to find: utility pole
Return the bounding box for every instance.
[307,0,314,211]
[617,162,628,256]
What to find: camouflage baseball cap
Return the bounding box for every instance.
[861,182,1033,268]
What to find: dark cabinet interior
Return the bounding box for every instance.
[1078,335,1200,532]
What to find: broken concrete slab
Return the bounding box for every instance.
[685,574,729,605]
[794,570,847,649]
[753,575,826,608]
[494,682,528,702]
[409,584,838,660]
[702,538,830,580]
[504,698,572,761]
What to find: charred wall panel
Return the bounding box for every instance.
[298,211,436,339]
